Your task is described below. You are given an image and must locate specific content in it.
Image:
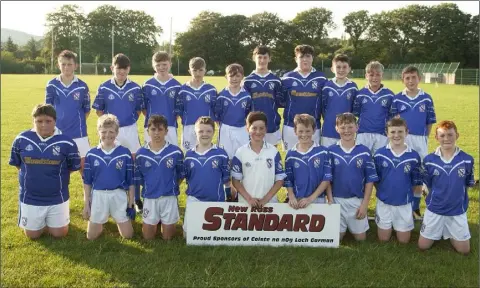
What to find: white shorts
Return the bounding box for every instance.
[375,199,414,232]
[321,136,339,148]
[420,209,470,241]
[265,129,282,146]
[116,123,141,153]
[282,125,320,151]
[218,124,249,159]
[19,200,70,230]
[182,125,197,150]
[89,189,129,224]
[334,197,369,234]
[406,134,428,160]
[183,195,200,232]
[144,126,178,147]
[142,196,179,225]
[73,137,91,158]
[356,133,388,154]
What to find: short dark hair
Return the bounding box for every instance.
[147,114,168,130]
[294,114,316,131]
[225,63,244,77]
[252,45,271,59]
[336,112,357,126]
[332,54,350,65]
[112,53,130,69]
[58,50,77,63]
[153,51,171,63]
[386,117,408,133]
[246,111,267,128]
[402,65,420,78]
[195,116,215,130]
[294,44,314,57]
[32,104,56,121]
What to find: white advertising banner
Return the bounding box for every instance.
[185,202,341,248]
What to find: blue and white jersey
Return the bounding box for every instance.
[321,78,358,139]
[374,144,423,206]
[353,85,394,135]
[243,71,283,133]
[215,87,252,127]
[178,82,217,125]
[45,75,90,139]
[390,89,437,136]
[134,142,185,199]
[284,143,332,199]
[83,144,133,191]
[328,142,379,199]
[92,78,143,127]
[184,145,230,201]
[423,147,475,216]
[9,128,81,206]
[281,68,326,129]
[142,76,182,128]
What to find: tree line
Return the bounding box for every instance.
[1,3,478,74]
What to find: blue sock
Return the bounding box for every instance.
[412,196,420,211]
[135,185,141,202]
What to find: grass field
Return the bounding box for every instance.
[1,74,479,287]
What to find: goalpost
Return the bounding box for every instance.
[79,63,112,75]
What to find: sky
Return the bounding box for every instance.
[1,1,479,43]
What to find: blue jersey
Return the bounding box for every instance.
[184,145,230,201]
[390,89,437,136]
[134,143,185,198]
[92,78,143,127]
[328,143,379,199]
[83,145,133,191]
[178,82,217,125]
[353,85,394,135]
[243,71,283,133]
[281,68,326,129]
[284,144,332,199]
[321,78,358,139]
[9,128,81,206]
[45,76,90,139]
[142,76,182,128]
[215,87,252,127]
[374,145,423,206]
[423,147,475,216]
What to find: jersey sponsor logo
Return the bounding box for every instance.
[269,83,275,90]
[356,158,363,168]
[24,157,60,165]
[186,95,192,101]
[169,90,175,98]
[294,162,300,168]
[251,83,257,88]
[419,104,425,112]
[21,216,27,227]
[245,162,251,168]
[151,89,157,95]
[166,157,174,168]
[205,94,210,103]
[458,168,465,177]
[433,169,440,176]
[314,157,321,168]
[212,159,219,169]
[52,145,61,156]
[404,163,411,173]
[94,159,100,167]
[108,94,115,100]
[73,92,80,100]
[116,159,123,170]
[312,81,318,89]
[382,161,388,167]
[128,93,134,102]
[292,81,298,87]
[25,144,33,151]
[381,99,388,107]
[145,160,151,167]
[266,158,273,168]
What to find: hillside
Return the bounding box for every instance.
[1,28,43,46]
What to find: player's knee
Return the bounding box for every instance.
[378,235,390,242]
[49,227,68,238]
[417,240,432,251]
[454,245,470,256]
[397,237,410,244]
[353,233,367,241]
[121,230,134,239]
[24,229,43,240]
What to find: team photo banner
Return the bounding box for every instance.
[186,202,341,248]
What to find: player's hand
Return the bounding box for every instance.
[126,207,136,220]
[257,197,268,208]
[356,204,368,220]
[288,196,299,209]
[82,205,90,220]
[247,197,260,208]
[298,197,313,209]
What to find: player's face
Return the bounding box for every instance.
[148,125,167,144]
[33,115,56,138]
[332,61,351,79]
[295,54,313,72]
[153,61,171,76]
[435,127,459,150]
[189,67,206,80]
[227,72,243,88]
[111,65,130,82]
[254,54,270,70]
[295,123,314,145]
[366,70,383,89]
[248,120,266,142]
[58,57,77,77]
[336,122,358,142]
[195,123,214,146]
[402,72,420,91]
[98,126,118,147]
[387,126,407,146]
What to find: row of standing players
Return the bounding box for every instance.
[11,45,475,254]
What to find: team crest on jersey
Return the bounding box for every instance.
[292,81,298,87]
[346,92,351,100]
[381,99,388,107]
[25,144,33,151]
[151,89,157,95]
[266,158,273,169]
[145,160,151,168]
[362,99,368,104]
[108,94,115,100]
[241,101,247,109]
[73,92,80,100]
[212,159,219,169]
[404,163,411,173]
[328,91,334,97]
[382,161,388,168]
[143,208,149,218]
[169,90,175,98]
[356,158,363,168]
[94,160,100,167]
[166,157,174,168]
[21,217,27,227]
[312,81,318,89]
[128,93,134,102]
[400,105,406,111]
[294,162,300,168]
[458,168,465,177]
[52,145,61,156]
[433,169,440,176]
[419,104,425,112]
[189,162,194,169]
[205,94,210,103]
[251,83,257,89]
[277,162,282,170]
[314,157,321,168]
[224,100,229,106]
[245,162,251,168]
[184,141,191,149]
[232,164,240,173]
[186,95,192,101]
[116,159,123,170]
[269,83,275,90]
[334,158,340,165]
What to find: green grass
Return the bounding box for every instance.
[1,74,479,287]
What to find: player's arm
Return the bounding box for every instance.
[411,155,424,194]
[352,94,361,117]
[176,151,186,185]
[82,155,93,219]
[465,157,476,188]
[214,92,224,123]
[84,85,91,119]
[426,97,437,134]
[92,86,106,117]
[231,156,259,208]
[320,87,328,121]
[284,155,298,209]
[357,157,379,219]
[9,136,22,170]
[135,87,144,118]
[67,142,82,172]
[259,152,286,207]
[45,83,56,105]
